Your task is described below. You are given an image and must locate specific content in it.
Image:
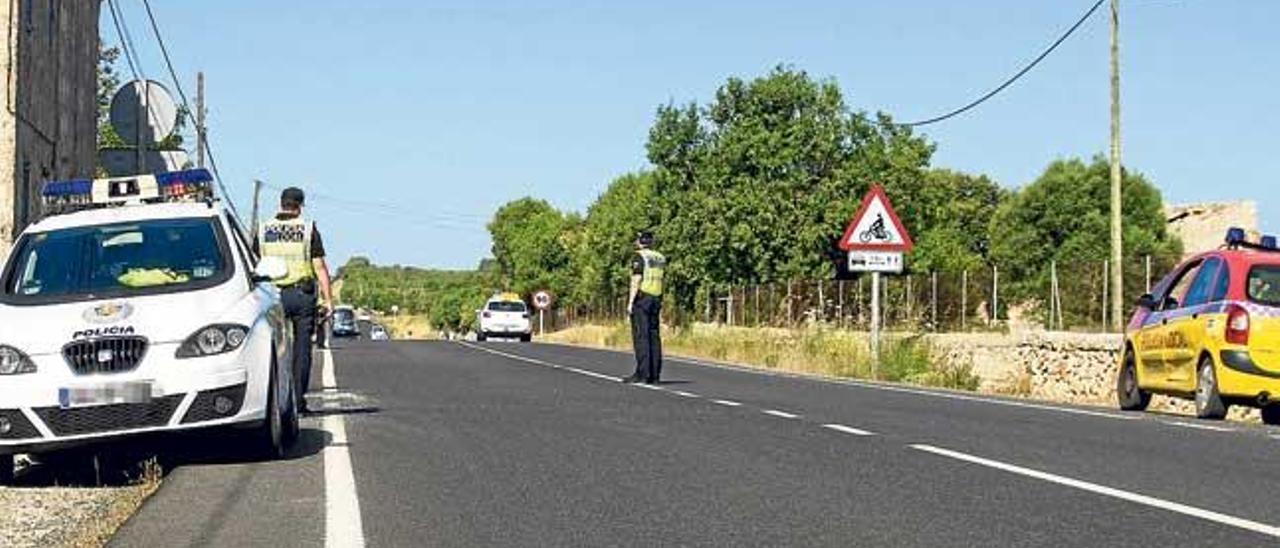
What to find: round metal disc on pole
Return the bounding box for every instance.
[109,79,180,146]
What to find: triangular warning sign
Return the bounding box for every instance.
[839,184,914,252]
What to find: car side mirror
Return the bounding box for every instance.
[1135,293,1157,310]
[1162,297,1179,310]
[253,256,289,283]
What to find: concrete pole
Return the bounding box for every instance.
[196,72,206,169]
[1109,0,1124,332]
[250,179,263,238]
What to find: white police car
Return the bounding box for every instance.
[0,169,299,483]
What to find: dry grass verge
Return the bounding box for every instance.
[378,314,437,340]
[542,323,980,391]
[0,458,162,548]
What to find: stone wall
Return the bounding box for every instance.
[0,0,101,253]
[926,331,1259,421]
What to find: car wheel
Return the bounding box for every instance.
[476,332,487,342]
[1262,406,1280,426]
[1117,348,1150,411]
[520,334,532,343]
[257,350,291,459]
[1195,355,1228,420]
[0,454,13,486]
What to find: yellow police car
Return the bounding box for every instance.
[1118,228,1280,425]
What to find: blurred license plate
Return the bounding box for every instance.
[58,382,153,409]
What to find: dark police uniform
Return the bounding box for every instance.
[631,248,665,383]
[255,212,326,407]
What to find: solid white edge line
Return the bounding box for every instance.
[821,423,875,436]
[322,348,338,390]
[910,444,1280,539]
[322,348,366,548]
[763,409,800,419]
[711,399,742,407]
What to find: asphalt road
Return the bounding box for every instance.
[108,338,1280,547]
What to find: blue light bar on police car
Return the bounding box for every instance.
[1263,236,1278,250]
[1226,227,1247,246]
[41,168,216,215]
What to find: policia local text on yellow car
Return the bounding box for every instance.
[255,187,333,414]
[623,231,665,385]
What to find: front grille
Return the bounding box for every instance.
[0,409,41,440]
[62,337,148,375]
[33,394,184,436]
[181,383,247,424]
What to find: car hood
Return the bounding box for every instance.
[0,282,253,356]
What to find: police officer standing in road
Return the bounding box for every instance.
[256,187,333,414]
[623,231,665,384]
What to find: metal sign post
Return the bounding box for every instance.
[839,185,914,378]
[532,290,554,337]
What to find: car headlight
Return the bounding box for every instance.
[176,324,250,358]
[0,346,36,375]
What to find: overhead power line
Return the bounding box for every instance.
[898,0,1106,127]
[138,0,242,220]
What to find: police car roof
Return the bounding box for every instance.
[24,201,225,234]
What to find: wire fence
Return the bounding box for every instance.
[544,256,1176,334]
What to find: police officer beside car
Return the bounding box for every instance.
[623,231,665,384]
[255,187,333,414]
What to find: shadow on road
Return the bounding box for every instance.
[11,427,330,489]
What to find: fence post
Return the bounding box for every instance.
[961,270,968,330]
[817,279,826,323]
[787,280,795,328]
[838,280,846,329]
[931,271,938,332]
[857,277,864,328]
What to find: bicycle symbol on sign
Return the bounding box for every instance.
[858,214,894,243]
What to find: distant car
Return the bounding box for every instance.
[357,311,372,323]
[1118,228,1280,425]
[0,169,301,484]
[476,293,532,342]
[331,306,359,338]
[370,325,389,341]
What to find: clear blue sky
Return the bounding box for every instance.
[103,1,1279,269]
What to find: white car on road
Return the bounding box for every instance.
[476,293,532,342]
[0,169,299,484]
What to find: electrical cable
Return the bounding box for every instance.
[897,0,1106,127]
[138,0,243,220]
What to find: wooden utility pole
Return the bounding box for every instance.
[196,72,206,169]
[1109,0,1124,332]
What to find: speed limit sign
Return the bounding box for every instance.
[532,290,553,310]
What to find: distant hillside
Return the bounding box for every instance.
[337,257,498,331]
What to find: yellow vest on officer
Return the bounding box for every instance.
[638,249,666,297]
[259,215,315,287]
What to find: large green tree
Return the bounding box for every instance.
[570,171,658,306]
[989,157,1181,323]
[487,197,577,299]
[645,66,934,310]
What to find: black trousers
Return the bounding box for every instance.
[281,286,316,403]
[631,293,663,382]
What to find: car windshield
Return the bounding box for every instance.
[488,301,526,312]
[2,217,229,304]
[1247,265,1280,306]
[334,309,355,322]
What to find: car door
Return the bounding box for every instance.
[1166,257,1225,390]
[1138,259,1202,390]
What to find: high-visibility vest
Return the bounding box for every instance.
[258,215,314,287]
[638,249,666,297]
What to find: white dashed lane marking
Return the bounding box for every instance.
[821,424,875,436]
[672,390,700,398]
[763,409,801,419]
[711,399,743,407]
[911,444,1280,539]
